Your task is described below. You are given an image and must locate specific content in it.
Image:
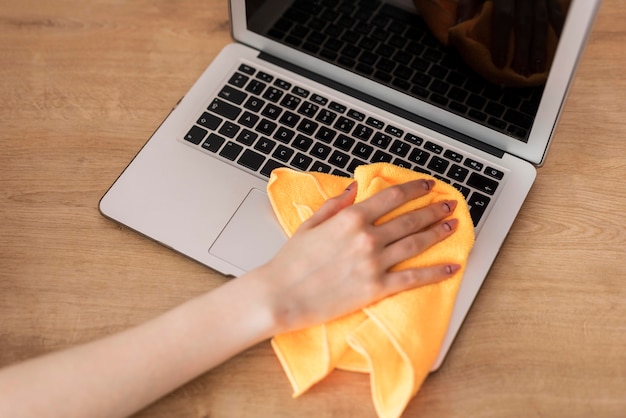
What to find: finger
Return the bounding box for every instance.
[456,0,484,23]
[382,263,462,296]
[512,0,533,76]
[529,0,549,74]
[491,0,515,68]
[382,218,459,269]
[298,181,357,231]
[355,179,435,224]
[376,200,457,245]
[546,0,566,36]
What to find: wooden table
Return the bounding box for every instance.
[2,1,625,416]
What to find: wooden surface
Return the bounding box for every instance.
[1,0,625,416]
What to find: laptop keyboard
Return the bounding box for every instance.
[262,0,543,143]
[183,63,506,227]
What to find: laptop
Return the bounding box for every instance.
[99,0,601,369]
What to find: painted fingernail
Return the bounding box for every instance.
[443,200,457,213]
[423,179,435,190]
[442,218,459,231]
[344,181,357,192]
[446,264,461,275]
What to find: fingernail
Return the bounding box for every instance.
[423,179,435,191]
[344,181,357,192]
[446,264,461,275]
[442,218,459,232]
[443,200,458,213]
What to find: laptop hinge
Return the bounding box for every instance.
[258,52,505,159]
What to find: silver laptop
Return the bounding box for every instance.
[100,0,600,369]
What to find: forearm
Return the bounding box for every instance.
[0,272,277,418]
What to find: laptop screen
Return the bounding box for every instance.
[237,0,599,164]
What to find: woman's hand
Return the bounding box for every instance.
[255,179,459,334]
[457,0,566,75]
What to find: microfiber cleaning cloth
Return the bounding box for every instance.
[267,163,475,418]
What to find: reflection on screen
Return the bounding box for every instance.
[246,0,570,143]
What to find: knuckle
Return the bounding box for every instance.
[341,207,368,230]
[355,230,379,254]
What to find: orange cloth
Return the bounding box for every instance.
[413,0,571,87]
[267,163,475,418]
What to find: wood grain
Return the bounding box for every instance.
[1,0,625,416]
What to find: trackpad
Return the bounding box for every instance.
[209,188,288,272]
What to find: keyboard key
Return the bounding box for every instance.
[468,192,491,226]
[333,134,355,151]
[315,126,337,143]
[389,139,410,157]
[453,183,471,198]
[263,87,284,102]
[311,142,332,159]
[238,111,259,128]
[261,103,282,120]
[392,158,411,169]
[347,158,367,173]
[274,78,292,90]
[353,124,374,140]
[237,149,265,171]
[219,141,243,160]
[332,169,351,178]
[218,121,240,138]
[316,109,337,125]
[201,133,225,152]
[353,142,374,159]
[218,85,247,105]
[293,134,313,151]
[238,64,255,75]
[328,150,350,168]
[311,94,328,106]
[485,166,505,180]
[257,119,277,136]
[384,125,404,137]
[266,133,291,157]
[366,116,385,129]
[444,149,464,163]
[184,125,207,145]
[311,161,331,173]
[244,96,265,112]
[371,132,392,149]
[256,71,273,82]
[464,158,484,171]
[447,164,469,182]
[467,172,499,195]
[297,119,319,136]
[408,148,430,165]
[254,137,276,154]
[280,94,302,110]
[245,79,266,95]
[298,101,319,117]
[404,133,424,146]
[424,141,443,154]
[329,101,347,113]
[236,129,257,146]
[292,86,310,98]
[260,159,286,177]
[291,153,313,170]
[279,111,300,128]
[427,156,449,174]
[347,109,365,121]
[208,98,241,120]
[371,150,393,163]
[273,126,295,144]
[197,112,222,130]
[334,117,355,133]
